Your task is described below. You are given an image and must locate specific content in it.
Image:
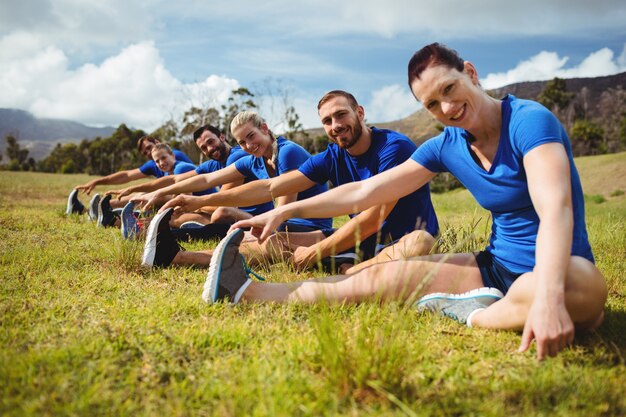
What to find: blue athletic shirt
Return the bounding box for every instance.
[234,137,333,230]
[410,95,593,273]
[139,149,193,178]
[196,146,273,216]
[299,127,439,240]
[165,161,217,196]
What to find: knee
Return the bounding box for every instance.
[210,207,231,224]
[566,258,607,327]
[398,230,436,256]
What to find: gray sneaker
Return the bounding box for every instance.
[88,194,100,221]
[203,228,252,304]
[415,287,504,324]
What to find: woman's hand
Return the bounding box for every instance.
[230,207,289,243]
[518,294,574,360]
[158,195,206,214]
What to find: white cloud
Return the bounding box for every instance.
[366,84,419,123]
[0,38,240,130]
[482,45,626,89]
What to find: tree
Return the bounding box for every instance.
[538,77,574,112]
[597,86,626,153]
[570,119,605,156]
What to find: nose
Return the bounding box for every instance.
[441,101,455,116]
[331,118,343,133]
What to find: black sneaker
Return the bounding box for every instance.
[97,194,118,227]
[88,194,100,221]
[66,189,85,215]
[142,208,181,268]
[203,228,252,304]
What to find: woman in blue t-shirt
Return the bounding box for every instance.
[223,43,607,360]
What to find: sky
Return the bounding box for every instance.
[0,0,625,133]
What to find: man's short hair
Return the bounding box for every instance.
[137,135,159,152]
[150,143,173,155]
[317,90,359,112]
[193,124,222,141]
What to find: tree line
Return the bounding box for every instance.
[1,78,624,180]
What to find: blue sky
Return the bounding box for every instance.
[1,0,624,132]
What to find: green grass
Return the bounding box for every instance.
[1,153,625,416]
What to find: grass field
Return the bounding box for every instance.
[1,152,625,416]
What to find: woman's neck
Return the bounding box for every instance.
[467,95,502,145]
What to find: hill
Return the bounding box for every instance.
[0,109,116,160]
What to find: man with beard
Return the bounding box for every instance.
[149,90,439,273]
[108,124,273,232]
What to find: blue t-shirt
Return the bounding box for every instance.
[196,146,273,216]
[410,95,593,273]
[299,127,439,240]
[234,137,332,230]
[139,149,192,178]
[165,161,217,196]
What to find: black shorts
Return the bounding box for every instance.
[474,251,523,294]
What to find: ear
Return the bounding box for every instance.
[463,61,480,85]
[356,105,365,121]
[260,123,270,134]
[219,134,226,142]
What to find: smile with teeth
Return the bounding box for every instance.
[450,104,465,121]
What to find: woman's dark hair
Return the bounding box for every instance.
[407,43,464,87]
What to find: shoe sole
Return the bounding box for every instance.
[121,201,137,239]
[203,228,243,304]
[416,287,504,307]
[88,194,100,221]
[66,189,78,215]
[141,208,171,267]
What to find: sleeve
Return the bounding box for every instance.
[277,142,311,174]
[377,136,417,172]
[511,104,565,156]
[298,150,331,185]
[410,133,448,173]
[173,149,193,164]
[234,155,255,177]
[195,160,220,175]
[173,162,197,175]
[139,160,159,177]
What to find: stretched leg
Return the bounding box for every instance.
[242,231,327,265]
[344,230,436,274]
[170,211,214,227]
[211,207,252,224]
[471,256,607,330]
[242,253,485,303]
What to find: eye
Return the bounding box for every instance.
[443,83,454,94]
[426,101,437,110]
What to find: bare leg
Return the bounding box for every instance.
[211,207,253,224]
[242,253,485,304]
[171,249,213,266]
[170,211,214,227]
[471,256,607,330]
[344,230,436,274]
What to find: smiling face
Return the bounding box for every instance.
[231,121,273,158]
[151,148,176,173]
[318,96,364,150]
[196,129,228,161]
[410,62,483,131]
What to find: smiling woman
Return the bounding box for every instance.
[213,42,608,361]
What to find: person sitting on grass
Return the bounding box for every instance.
[65,135,193,220]
[98,143,201,230]
[136,111,333,268]
[207,43,607,361]
[108,124,273,237]
[139,92,438,273]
